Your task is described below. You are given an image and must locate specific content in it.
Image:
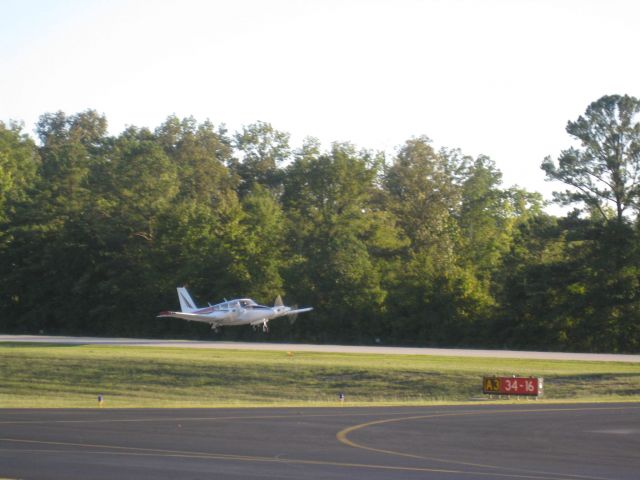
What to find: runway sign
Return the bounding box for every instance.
[483,376,543,397]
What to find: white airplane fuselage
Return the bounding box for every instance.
[158,288,312,331]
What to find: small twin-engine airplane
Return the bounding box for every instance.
[158,287,313,332]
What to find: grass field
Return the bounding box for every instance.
[1,342,639,408]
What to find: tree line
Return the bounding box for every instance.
[1,94,639,352]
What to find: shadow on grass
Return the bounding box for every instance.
[546,372,640,397]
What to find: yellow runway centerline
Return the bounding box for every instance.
[336,405,640,480]
[0,438,527,478]
[3,405,638,480]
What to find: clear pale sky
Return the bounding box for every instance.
[2,0,639,203]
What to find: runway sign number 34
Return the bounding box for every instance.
[482,376,543,397]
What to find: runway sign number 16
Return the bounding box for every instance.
[482,376,543,397]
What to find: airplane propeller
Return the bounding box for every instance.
[274,295,298,324]
[289,305,299,325]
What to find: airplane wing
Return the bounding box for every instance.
[287,307,313,315]
[272,307,313,319]
[157,311,227,324]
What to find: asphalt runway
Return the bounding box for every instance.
[2,335,639,362]
[1,404,639,480]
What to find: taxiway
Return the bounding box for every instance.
[1,404,639,479]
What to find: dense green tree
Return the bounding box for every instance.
[105,127,179,239]
[35,110,107,209]
[0,122,41,329]
[382,138,499,345]
[1,104,637,352]
[0,122,39,224]
[495,211,640,353]
[0,111,109,333]
[564,219,640,352]
[542,94,640,222]
[282,142,391,341]
[457,156,511,278]
[151,116,247,310]
[383,137,464,261]
[495,214,576,349]
[155,116,236,205]
[153,199,247,314]
[537,95,640,352]
[231,121,291,196]
[237,184,286,301]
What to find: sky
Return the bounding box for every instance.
[2,0,640,206]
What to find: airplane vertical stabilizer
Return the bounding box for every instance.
[177,287,198,312]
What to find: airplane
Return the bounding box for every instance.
[158,287,313,332]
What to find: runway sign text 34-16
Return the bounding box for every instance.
[482,376,543,396]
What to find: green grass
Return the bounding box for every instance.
[1,343,639,408]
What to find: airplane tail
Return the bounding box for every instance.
[177,287,198,312]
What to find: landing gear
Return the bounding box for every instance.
[210,324,219,333]
[251,320,270,332]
